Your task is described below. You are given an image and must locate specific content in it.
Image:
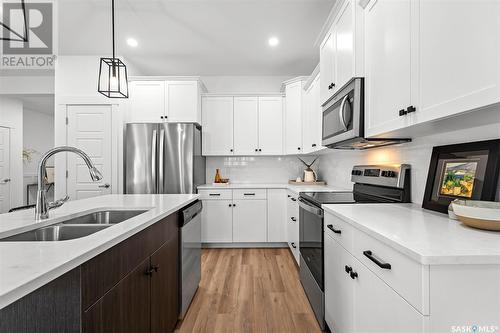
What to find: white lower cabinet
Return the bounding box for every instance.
[286,190,300,264]
[325,231,424,333]
[200,188,286,244]
[325,235,354,333]
[267,189,287,242]
[233,199,267,242]
[201,200,233,243]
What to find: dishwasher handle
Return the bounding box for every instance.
[181,201,203,226]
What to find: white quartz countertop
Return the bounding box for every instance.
[198,183,350,194]
[0,194,198,310]
[322,203,500,265]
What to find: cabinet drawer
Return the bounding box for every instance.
[198,189,232,200]
[233,189,266,200]
[353,229,429,315]
[324,212,354,253]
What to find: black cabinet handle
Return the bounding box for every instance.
[209,193,220,196]
[228,204,232,207]
[297,147,301,150]
[287,195,291,198]
[259,149,262,152]
[255,148,258,152]
[291,217,296,222]
[291,198,297,202]
[312,144,317,147]
[145,268,155,276]
[233,203,236,207]
[345,265,352,274]
[406,105,416,113]
[230,149,233,152]
[291,242,297,249]
[363,250,391,269]
[327,224,341,234]
[244,193,255,196]
[398,109,407,116]
[350,271,358,279]
[160,116,164,119]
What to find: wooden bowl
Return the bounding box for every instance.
[451,200,500,231]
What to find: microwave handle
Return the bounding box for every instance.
[339,95,349,131]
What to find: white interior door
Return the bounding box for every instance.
[67,105,112,200]
[0,127,11,213]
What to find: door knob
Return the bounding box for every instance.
[98,183,110,189]
[0,178,11,184]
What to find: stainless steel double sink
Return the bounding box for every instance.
[0,210,148,242]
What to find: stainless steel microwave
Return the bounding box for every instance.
[322,77,364,148]
[322,77,411,149]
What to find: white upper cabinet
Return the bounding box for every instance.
[320,0,363,106]
[128,81,166,123]
[285,80,305,155]
[202,96,234,156]
[416,0,500,124]
[233,97,259,155]
[201,94,283,156]
[364,0,499,138]
[303,72,323,154]
[258,97,283,155]
[165,81,200,123]
[128,79,203,124]
[364,0,414,137]
[320,31,336,106]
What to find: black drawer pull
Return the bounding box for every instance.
[209,193,221,196]
[350,271,358,279]
[244,193,255,196]
[345,265,352,274]
[291,198,297,202]
[398,109,407,116]
[327,224,341,234]
[312,144,317,147]
[291,242,297,249]
[363,250,391,269]
[290,217,296,222]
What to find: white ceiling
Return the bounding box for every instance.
[58,0,335,76]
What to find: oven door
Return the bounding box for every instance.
[298,197,324,290]
[322,77,364,147]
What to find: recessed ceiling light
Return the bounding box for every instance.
[268,36,279,47]
[127,38,138,47]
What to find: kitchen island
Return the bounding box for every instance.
[0,194,199,333]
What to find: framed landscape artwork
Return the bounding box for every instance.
[422,139,500,214]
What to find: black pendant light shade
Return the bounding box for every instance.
[0,0,28,42]
[98,0,129,98]
[98,57,128,98]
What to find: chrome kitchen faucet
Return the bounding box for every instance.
[35,146,102,220]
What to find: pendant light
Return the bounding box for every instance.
[0,0,28,42]
[98,0,129,98]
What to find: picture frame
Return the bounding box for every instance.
[422,139,500,214]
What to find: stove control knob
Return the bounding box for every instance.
[381,171,387,177]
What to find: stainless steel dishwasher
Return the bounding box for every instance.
[179,200,202,318]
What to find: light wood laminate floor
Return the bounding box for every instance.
[176,248,323,333]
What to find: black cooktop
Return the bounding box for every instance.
[300,185,406,207]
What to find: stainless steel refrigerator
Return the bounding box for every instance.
[124,123,205,194]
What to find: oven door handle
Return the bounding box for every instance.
[339,95,349,131]
[298,198,323,218]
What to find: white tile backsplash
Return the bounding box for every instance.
[205,156,320,184]
[317,120,500,204]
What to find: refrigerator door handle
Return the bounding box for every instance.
[159,128,165,193]
[152,129,157,191]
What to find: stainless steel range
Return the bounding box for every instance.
[298,164,411,330]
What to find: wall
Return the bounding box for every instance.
[0,97,23,209]
[317,116,500,204]
[23,109,55,204]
